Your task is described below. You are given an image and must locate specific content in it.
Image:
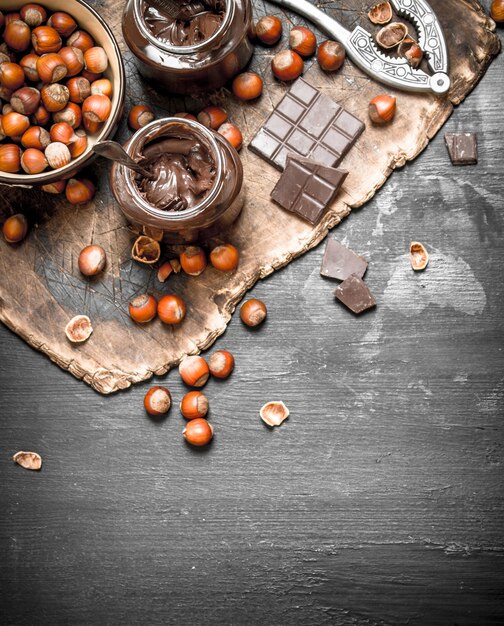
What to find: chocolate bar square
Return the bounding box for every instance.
[249,77,365,171]
[444,133,478,165]
[320,239,368,281]
[334,274,376,315]
[270,155,348,225]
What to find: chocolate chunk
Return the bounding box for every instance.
[334,274,376,314]
[321,239,368,280]
[249,77,365,171]
[270,155,348,224]
[444,133,478,165]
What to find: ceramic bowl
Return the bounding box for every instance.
[0,0,126,187]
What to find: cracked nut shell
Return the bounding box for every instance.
[410,241,429,271]
[65,314,93,343]
[260,401,290,427]
[376,22,408,49]
[367,2,393,25]
[13,451,42,470]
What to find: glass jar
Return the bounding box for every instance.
[122,0,254,94]
[110,118,244,244]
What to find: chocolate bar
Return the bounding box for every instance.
[444,133,478,165]
[334,274,376,314]
[249,77,365,171]
[320,239,368,280]
[270,155,348,225]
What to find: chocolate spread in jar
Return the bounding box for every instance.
[143,0,226,46]
[137,136,216,211]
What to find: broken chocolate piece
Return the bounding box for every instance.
[270,155,348,224]
[321,239,368,280]
[249,77,365,171]
[334,274,376,314]
[444,133,478,165]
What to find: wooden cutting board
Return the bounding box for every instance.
[0,0,500,394]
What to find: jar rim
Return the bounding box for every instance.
[123,117,224,222]
[133,0,234,55]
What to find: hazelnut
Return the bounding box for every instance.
[69,129,88,158]
[317,40,345,71]
[375,22,408,49]
[0,62,25,90]
[2,213,28,243]
[218,122,243,150]
[179,355,209,387]
[131,235,161,264]
[368,94,396,124]
[0,144,22,173]
[41,83,70,112]
[90,78,113,98]
[20,4,48,28]
[1,111,30,137]
[410,241,429,271]
[271,49,304,81]
[10,86,41,116]
[232,71,263,100]
[21,125,50,150]
[289,26,316,57]
[32,25,62,55]
[183,418,213,446]
[53,101,82,128]
[180,246,207,276]
[197,106,227,130]
[31,103,50,126]
[129,293,157,323]
[21,147,48,174]
[41,179,66,194]
[260,401,290,427]
[58,46,84,77]
[36,52,68,83]
[12,451,42,471]
[240,298,267,327]
[65,178,96,204]
[255,15,282,45]
[180,391,209,419]
[78,244,106,276]
[47,12,78,38]
[128,104,154,130]
[158,294,186,325]
[491,0,504,21]
[45,141,71,169]
[65,314,93,343]
[67,30,94,52]
[367,2,393,25]
[83,46,108,74]
[4,20,31,52]
[209,243,239,272]
[144,386,172,416]
[398,38,423,68]
[19,53,40,82]
[174,112,197,121]
[82,93,112,125]
[50,121,78,144]
[209,350,234,379]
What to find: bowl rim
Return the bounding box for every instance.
[0,0,126,187]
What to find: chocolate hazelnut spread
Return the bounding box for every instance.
[137,136,216,210]
[143,0,226,46]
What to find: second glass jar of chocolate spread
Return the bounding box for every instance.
[110,117,244,243]
[122,0,254,94]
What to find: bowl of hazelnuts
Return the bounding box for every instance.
[0,0,125,187]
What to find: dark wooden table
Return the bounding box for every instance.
[1,3,503,625]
